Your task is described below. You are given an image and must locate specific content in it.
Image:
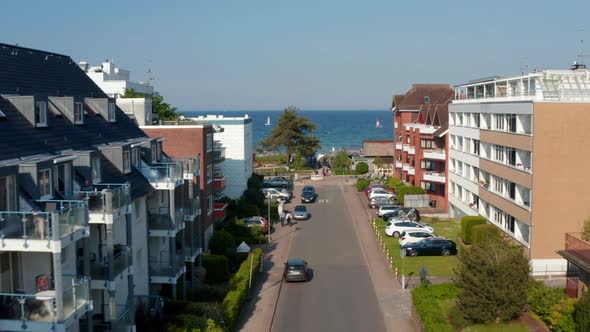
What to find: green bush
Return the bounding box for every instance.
[471,224,501,245]
[527,281,567,323]
[356,178,370,192]
[412,283,459,332]
[355,162,369,174]
[448,304,471,330]
[201,254,230,284]
[548,298,576,332]
[460,216,486,245]
[574,290,590,331]
[188,284,228,302]
[394,181,406,193]
[387,177,401,189]
[396,185,425,205]
[208,230,236,256]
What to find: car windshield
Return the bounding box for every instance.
[294,206,306,212]
[288,264,305,271]
[303,186,314,191]
[302,190,314,195]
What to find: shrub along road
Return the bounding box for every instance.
[237,176,416,332]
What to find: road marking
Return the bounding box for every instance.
[318,199,329,203]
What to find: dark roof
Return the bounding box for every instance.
[0,43,149,160]
[433,123,449,137]
[101,157,154,200]
[392,84,453,111]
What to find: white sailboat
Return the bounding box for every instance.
[376,118,383,128]
[265,116,271,126]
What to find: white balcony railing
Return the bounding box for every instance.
[423,172,446,183]
[402,144,410,152]
[408,167,415,175]
[423,149,446,160]
[395,142,402,150]
[408,146,415,155]
[402,163,409,171]
[395,161,402,168]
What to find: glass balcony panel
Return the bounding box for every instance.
[0,292,56,322]
[139,162,183,186]
[149,253,185,277]
[74,183,129,215]
[90,249,130,280]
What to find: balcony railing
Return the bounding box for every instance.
[0,276,90,324]
[565,233,590,263]
[395,161,402,168]
[213,176,226,191]
[0,200,87,249]
[423,149,446,160]
[176,157,199,179]
[149,253,185,278]
[90,248,131,281]
[74,183,130,216]
[149,209,184,235]
[395,142,402,150]
[139,161,184,189]
[185,246,202,263]
[408,166,415,175]
[214,203,227,222]
[423,172,446,183]
[183,197,200,221]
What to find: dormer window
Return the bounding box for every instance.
[151,144,159,163]
[35,102,47,127]
[39,168,52,198]
[91,157,101,183]
[131,148,140,167]
[123,151,131,173]
[108,102,116,122]
[424,96,430,104]
[74,102,84,124]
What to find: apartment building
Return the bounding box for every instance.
[448,67,590,275]
[392,84,454,210]
[141,121,225,252]
[189,115,253,199]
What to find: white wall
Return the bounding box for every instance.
[131,197,149,296]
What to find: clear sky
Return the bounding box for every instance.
[2,0,589,110]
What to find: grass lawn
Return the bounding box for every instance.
[460,322,529,332]
[375,217,461,277]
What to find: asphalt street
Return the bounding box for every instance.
[271,180,387,332]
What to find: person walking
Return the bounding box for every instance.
[285,211,293,226]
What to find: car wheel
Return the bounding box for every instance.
[442,249,451,256]
[389,197,396,202]
[393,231,400,238]
[409,250,418,257]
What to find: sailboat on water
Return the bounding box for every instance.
[265,116,271,126]
[376,118,383,128]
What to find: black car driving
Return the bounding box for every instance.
[301,186,317,203]
[401,238,457,257]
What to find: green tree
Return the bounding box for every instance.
[575,290,590,331]
[355,161,369,174]
[455,236,531,324]
[373,156,383,170]
[331,149,351,173]
[582,217,590,241]
[258,107,320,168]
[396,185,425,205]
[208,230,236,256]
[122,88,179,122]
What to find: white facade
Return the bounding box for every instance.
[79,61,154,98]
[190,115,254,198]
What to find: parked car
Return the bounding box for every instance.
[401,238,458,257]
[385,220,434,238]
[382,207,420,221]
[398,230,437,246]
[261,188,291,201]
[301,186,317,203]
[369,197,391,209]
[368,189,396,201]
[292,205,310,220]
[283,259,309,282]
[377,204,402,217]
[263,176,290,188]
[242,216,273,232]
[365,186,394,197]
[364,184,383,196]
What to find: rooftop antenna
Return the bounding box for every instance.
[146,67,157,86]
[520,57,529,75]
[573,28,587,70]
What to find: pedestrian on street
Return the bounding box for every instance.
[285,211,293,226]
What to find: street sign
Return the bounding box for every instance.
[400,249,406,258]
[237,241,251,253]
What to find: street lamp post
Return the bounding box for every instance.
[267,195,271,244]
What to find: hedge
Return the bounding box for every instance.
[222,248,262,330]
[356,178,370,192]
[396,185,425,205]
[460,216,486,245]
[528,281,568,325]
[394,181,406,193]
[471,224,500,245]
[388,177,401,190]
[412,283,459,332]
[202,254,230,284]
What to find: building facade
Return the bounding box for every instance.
[392,84,454,210]
[359,140,395,177]
[189,115,253,199]
[448,68,590,275]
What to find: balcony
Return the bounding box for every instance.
[213,148,226,164]
[90,248,132,290]
[183,196,201,221]
[0,200,88,253]
[423,149,446,161]
[102,304,134,332]
[423,172,446,183]
[395,161,402,168]
[408,166,415,176]
[214,203,228,222]
[402,163,409,172]
[148,209,185,237]
[0,276,92,331]
[214,176,226,192]
[149,253,186,284]
[185,246,203,263]
[177,157,199,180]
[74,183,130,224]
[138,161,184,190]
[395,142,402,150]
[402,144,410,152]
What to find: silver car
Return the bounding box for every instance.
[292,205,310,220]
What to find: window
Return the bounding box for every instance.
[421,181,436,192]
[123,151,131,173]
[457,113,463,126]
[464,114,471,127]
[0,175,16,210]
[473,140,480,156]
[131,148,140,167]
[74,102,84,124]
[506,114,516,132]
[450,181,455,195]
[494,114,505,131]
[206,133,213,152]
[506,147,516,166]
[156,143,162,162]
[406,135,410,144]
[493,176,505,193]
[35,102,47,127]
[207,164,213,183]
[39,169,52,198]
[151,145,157,163]
[424,96,430,103]
[108,102,116,122]
[464,138,471,153]
[207,195,213,215]
[91,157,101,183]
[420,139,434,149]
[494,145,505,162]
[474,113,480,128]
[420,160,436,170]
[509,182,516,200]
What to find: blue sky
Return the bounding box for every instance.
[2,1,589,110]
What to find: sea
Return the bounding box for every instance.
[180,110,393,154]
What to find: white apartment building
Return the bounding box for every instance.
[190,115,253,199]
[448,66,590,275]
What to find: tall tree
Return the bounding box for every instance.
[455,235,531,324]
[331,149,351,173]
[122,88,179,122]
[258,107,320,168]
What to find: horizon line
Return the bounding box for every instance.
[179,109,390,112]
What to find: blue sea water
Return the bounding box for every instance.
[180,110,393,153]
